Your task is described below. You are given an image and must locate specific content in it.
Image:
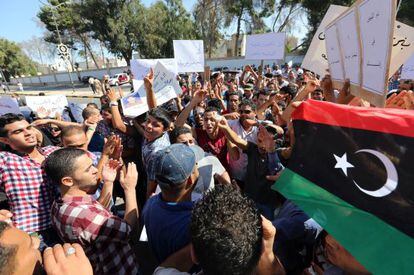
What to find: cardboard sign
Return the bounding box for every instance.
[130,59,177,80]
[302,4,412,80]
[122,62,181,117]
[173,40,205,73]
[336,8,361,86]
[245,32,286,60]
[358,0,396,104]
[301,5,348,77]
[325,24,345,82]
[401,53,414,80]
[25,95,68,118]
[0,96,21,115]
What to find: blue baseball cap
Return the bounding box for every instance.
[154,144,196,188]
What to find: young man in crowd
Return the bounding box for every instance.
[154,184,285,275]
[142,144,198,264]
[45,148,139,274]
[0,113,60,250]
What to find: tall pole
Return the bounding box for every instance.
[51,4,76,93]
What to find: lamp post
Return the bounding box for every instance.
[40,0,76,93]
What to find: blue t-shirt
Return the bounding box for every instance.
[142,194,193,263]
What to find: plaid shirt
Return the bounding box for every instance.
[51,195,139,275]
[0,146,59,233]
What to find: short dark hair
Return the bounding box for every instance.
[147,107,171,129]
[44,148,87,184]
[0,113,26,137]
[258,89,270,97]
[227,91,240,101]
[0,222,17,275]
[204,106,219,114]
[207,99,223,112]
[169,126,192,144]
[191,184,262,275]
[101,104,111,113]
[239,99,257,111]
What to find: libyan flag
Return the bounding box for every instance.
[272,100,414,274]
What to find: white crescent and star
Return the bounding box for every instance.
[333,150,398,197]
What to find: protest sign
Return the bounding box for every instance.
[389,22,414,77]
[358,0,396,106]
[25,95,68,118]
[130,59,177,80]
[302,5,413,80]
[401,53,414,80]
[335,8,361,87]
[0,96,21,115]
[245,32,285,60]
[173,40,205,73]
[122,61,181,117]
[301,5,347,77]
[325,24,345,84]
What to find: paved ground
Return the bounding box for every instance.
[3,83,132,99]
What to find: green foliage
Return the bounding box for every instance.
[397,0,414,27]
[0,38,37,77]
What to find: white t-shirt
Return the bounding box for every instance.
[227,120,258,181]
[153,267,202,275]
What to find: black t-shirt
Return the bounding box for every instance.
[243,142,279,205]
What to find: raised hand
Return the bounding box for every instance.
[144,68,154,90]
[0,209,12,224]
[107,88,118,102]
[120,163,138,192]
[192,89,207,105]
[258,124,275,153]
[101,159,121,183]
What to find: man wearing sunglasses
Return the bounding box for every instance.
[227,99,259,189]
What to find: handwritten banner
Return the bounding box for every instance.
[336,8,361,86]
[325,24,345,82]
[122,62,181,117]
[358,0,395,96]
[390,22,414,77]
[130,59,177,80]
[0,96,21,115]
[173,40,205,73]
[25,95,68,118]
[245,32,286,60]
[401,53,414,80]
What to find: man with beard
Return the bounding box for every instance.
[45,148,139,274]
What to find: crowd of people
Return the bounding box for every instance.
[0,61,413,275]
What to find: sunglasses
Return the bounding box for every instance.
[50,127,61,132]
[239,110,253,114]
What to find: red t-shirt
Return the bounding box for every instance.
[195,128,229,170]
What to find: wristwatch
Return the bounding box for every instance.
[110,101,118,107]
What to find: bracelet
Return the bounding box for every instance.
[110,101,118,106]
[87,127,96,132]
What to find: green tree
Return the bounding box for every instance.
[223,0,276,56]
[397,0,414,26]
[194,0,223,58]
[0,38,37,79]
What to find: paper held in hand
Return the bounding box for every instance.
[122,61,182,117]
[173,40,205,73]
[130,59,178,81]
[25,95,68,118]
[244,32,286,61]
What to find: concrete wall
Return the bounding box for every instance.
[10,56,304,85]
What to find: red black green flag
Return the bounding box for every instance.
[272,100,414,274]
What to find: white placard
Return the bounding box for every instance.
[122,62,181,117]
[130,59,178,80]
[301,4,412,79]
[358,0,394,94]
[401,54,414,80]
[336,9,361,86]
[0,96,21,115]
[173,40,205,73]
[325,24,345,82]
[245,32,286,60]
[25,95,68,118]
[301,5,348,77]
[389,22,414,77]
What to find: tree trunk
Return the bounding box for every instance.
[79,34,100,69]
[234,9,243,57]
[84,42,89,69]
[277,5,297,33]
